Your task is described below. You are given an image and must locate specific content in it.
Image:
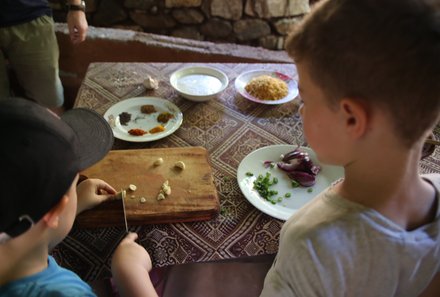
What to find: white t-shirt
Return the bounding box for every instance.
[260,174,440,297]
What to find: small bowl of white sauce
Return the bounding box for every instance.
[170,66,229,102]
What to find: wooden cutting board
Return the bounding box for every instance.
[75,147,219,228]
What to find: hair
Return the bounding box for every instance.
[286,0,440,146]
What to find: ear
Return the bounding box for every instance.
[339,98,369,139]
[42,196,69,229]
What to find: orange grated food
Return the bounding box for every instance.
[245,75,288,100]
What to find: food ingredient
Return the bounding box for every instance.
[253,172,279,204]
[141,104,156,114]
[107,115,116,128]
[113,189,126,200]
[276,148,321,187]
[154,157,164,166]
[174,161,185,170]
[143,76,159,90]
[128,128,147,136]
[128,184,137,191]
[119,112,132,125]
[245,75,288,100]
[157,180,171,200]
[157,112,174,123]
[149,125,165,134]
[140,197,147,203]
[161,180,171,195]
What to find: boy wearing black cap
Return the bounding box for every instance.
[0,98,158,296]
[260,0,440,296]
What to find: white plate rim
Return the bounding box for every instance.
[237,144,344,220]
[103,97,183,142]
[234,70,299,105]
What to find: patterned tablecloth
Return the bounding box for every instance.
[52,62,440,282]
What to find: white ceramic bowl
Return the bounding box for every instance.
[170,66,229,102]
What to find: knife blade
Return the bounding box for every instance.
[120,189,129,233]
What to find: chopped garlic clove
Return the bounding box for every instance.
[157,193,166,200]
[140,197,147,203]
[143,76,159,90]
[128,184,137,191]
[174,161,185,170]
[154,157,164,166]
[113,189,126,200]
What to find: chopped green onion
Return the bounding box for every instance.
[284,193,291,198]
[291,180,300,188]
[253,172,279,202]
[307,188,313,193]
[246,172,253,177]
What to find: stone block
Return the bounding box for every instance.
[130,11,177,28]
[245,0,309,18]
[124,0,156,10]
[200,18,233,38]
[273,16,302,35]
[93,0,127,26]
[165,0,202,8]
[172,8,205,24]
[171,26,204,40]
[211,0,243,21]
[233,19,270,41]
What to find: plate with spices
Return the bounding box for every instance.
[237,145,343,220]
[235,70,299,104]
[104,97,183,142]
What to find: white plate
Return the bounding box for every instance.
[237,145,344,220]
[235,70,299,105]
[103,97,183,142]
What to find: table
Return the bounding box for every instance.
[52,62,440,282]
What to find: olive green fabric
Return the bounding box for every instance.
[0,15,63,107]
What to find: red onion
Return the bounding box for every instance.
[276,148,321,187]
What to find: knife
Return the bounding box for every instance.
[120,189,129,233]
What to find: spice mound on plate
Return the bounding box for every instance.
[119,112,132,125]
[128,128,147,136]
[157,112,174,124]
[245,75,288,100]
[140,104,156,114]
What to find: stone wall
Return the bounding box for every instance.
[50,0,313,50]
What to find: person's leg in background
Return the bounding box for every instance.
[0,35,11,100]
[5,15,64,114]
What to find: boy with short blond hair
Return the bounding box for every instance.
[261,0,440,296]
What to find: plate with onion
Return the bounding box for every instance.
[237,144,344,220]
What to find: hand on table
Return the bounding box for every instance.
[67,11,88,44]
[112,233,158,297]
[76,178,116,215]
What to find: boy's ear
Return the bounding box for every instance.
[339,98,368,139]
[42,196,69,229]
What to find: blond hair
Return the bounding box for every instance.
[286,0,440,146]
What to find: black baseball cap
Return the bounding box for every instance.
[0,98,113,240]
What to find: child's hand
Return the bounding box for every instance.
[76,178,116,215]
[112,233,158,297]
